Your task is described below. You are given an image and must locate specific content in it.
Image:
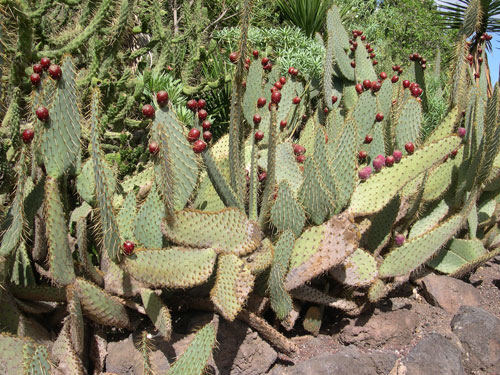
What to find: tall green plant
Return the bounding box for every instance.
[276,0,332,37]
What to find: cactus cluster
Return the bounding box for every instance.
[1,0,500,373]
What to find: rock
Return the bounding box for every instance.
[268,347,397,375]
[339,309,419,348]
[418,273,481,314]
[401,333,465,375]
[451,306,500,373]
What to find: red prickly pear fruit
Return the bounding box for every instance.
[355,84,364,94]
[411,87,420,97]
[478,57,483,64]
[142,104,155,118]
[392,65,398,71]
[358,166,372,180]
[457,127,466,138]
[351,61,356,68]
[271,91,282,104]
[375,113,384,122]
[40,57,51,70]
[323,107,329,114]
[36,106,49,121]
[421,64,426,70]
[33,64,43,74]
[380,72,387,80]
[385,155,395,167]
[280,76,287,85]
[403,80,410,88]
[372,60,378,65]
[293,144,306,155]
[451,149,458,157]
[242,81,246,88]
[364,134,373,144]
[149,141,159,154]
[296,154,306,163]
[393,150,403,162]
[254,130,264,141]
[371,81,381,92]
[123,241,135,255]
[478,48,483,54]
[292,68,299,76]
[288,67,295,74]
[373,157,385,171]
[22,129,34,144]
[474,73,480,79]
[253,50,259,58]
[331,95,338,104]
[409,53,415,61]
[368,47,374,53]
[202,120,211,130]
[274,81,283,90]
[391,75,399,83]
[361,35,366,41]
[280,120,287,129]
[245,64,250,70]
[466,54,473,61]
[197,109,208,120]
[350,46,356,52]
[30,73,41,85]
[48,64,62,79]
[245,57,251,65]
[229,52,238,63]
[197,99,207,109]
[258,172,267,182]
[358,150,368,159]
[203,131,212,142]
[292,96,301,104]
[187,128,201,142]
[410,82,419,90]
[187,99,198,111]
[156,91,169,106]
[302,114,308,121]
[395,234,405,246]
[363,79,372,90]
[352,41,358,48]
[358,30,363,35]
[253,114,262,124]
[193,139,207,153]
[270,86,278,93]
[261,57,270,66]
[405,142,415,154]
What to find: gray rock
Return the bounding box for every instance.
[268,347,397,375]
[402,333,465,375]
[418,273,481,314]
[340,309,419,348]
[451,306,500,373]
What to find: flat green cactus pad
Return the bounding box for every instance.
[330,248,378,287]
[350,136,462,216]
[164,208,261,255]
[210,253,254,321]
[285,213,359,290]
[427,238,487,276]
[122,247,217,288]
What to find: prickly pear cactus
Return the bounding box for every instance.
[0,0,499,372]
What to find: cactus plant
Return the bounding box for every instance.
[0,0,499,372]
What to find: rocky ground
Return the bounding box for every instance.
[103,256,500,375]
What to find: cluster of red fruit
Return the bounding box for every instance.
[24,57,65,144]
[409,53,427,70]
[357,147,410,181]
[402,80,424,99]
[349,30,379,66]
[293,143,306,163]
[187,98,211,153]
[480,33,493,41]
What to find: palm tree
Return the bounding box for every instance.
[438,0,500,96]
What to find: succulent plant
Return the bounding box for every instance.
[0,0,499,373]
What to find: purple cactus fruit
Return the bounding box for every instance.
[457,127,466,138]
[358,166,372,180]
[395,234,405,246]
[373,157,385,171]
[385,155,395,167]
[393,150,403,163]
